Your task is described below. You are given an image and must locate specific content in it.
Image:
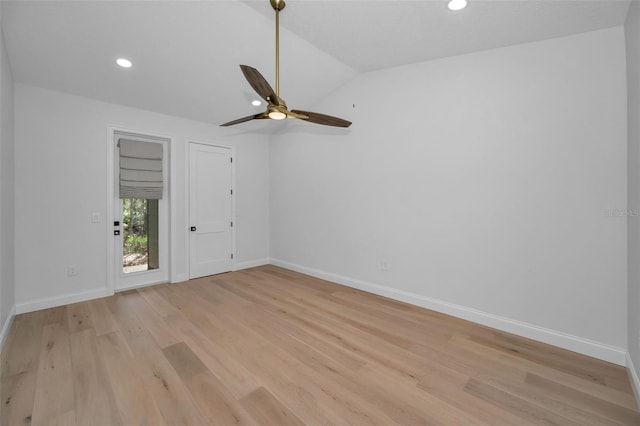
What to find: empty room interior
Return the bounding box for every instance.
[1,0,640,424]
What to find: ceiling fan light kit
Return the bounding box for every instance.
[268,107,286,120]
[221,0,352,128]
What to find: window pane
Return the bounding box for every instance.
[122,198,159,273]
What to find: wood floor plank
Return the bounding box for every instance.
[416,359,536,425]
[241,294,473,424]
[240,387,305,426]
[358,362,484,425]
[241,304,366,371]
[3,312,46,377]
[31,323,75,425]
[189,276,254,309]
[97,332,166,426]
[2,265,638,424]
[125,291,180,349]
[1,311,45,426]
[87,298,119,336]
[449,333,639,410]
[109,294,147,341]
[226,343,339,425]
[465,377,583,426]
[468,332,626,391]
[137,285,182,318]
[183,371,257,425]
[156,284,227,342]
[69,328,122,425]
[125,332,208,425]
[196,306,388,424]
[47,410,76,426]
[162,312,261,400]
[242,317,401,424]
[66,302,94,334]
[477,375,631,426]
[44,306,68,330]
[523,372,640,425]
[162,342,208,380]
[239,333,383,425]
[250,295,431,383]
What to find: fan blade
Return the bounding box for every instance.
[220,113,266,127]
[291,110,352,128]
[240,65,277,103]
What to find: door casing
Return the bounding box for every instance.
[106,126,177,294]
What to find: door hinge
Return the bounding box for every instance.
[230,221,233,228]
[231,253,234,260]
[230,189,233,195]
[230,157,233,163]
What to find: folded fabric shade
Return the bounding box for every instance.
[118,138,163,199]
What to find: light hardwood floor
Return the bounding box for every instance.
[1,265,639,425]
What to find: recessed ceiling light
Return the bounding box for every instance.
[448,0,467,11]
[252,100,262,106]
[116,58,133,68]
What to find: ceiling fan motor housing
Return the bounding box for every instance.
[270,0,286,11]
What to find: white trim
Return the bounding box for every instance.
[183,139,190,281]
[172,273,188,284]
[627,353,640,407]
[107,126,175,293]
[15,288,111,315]
[234,258,271,271]
[105,126,115,295]
[115,279,170,293]
[0,305,16,352]
[169,134,179,284]
[270,258,627,366]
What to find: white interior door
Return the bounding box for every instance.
[189,143,233,278]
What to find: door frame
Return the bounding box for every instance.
[106,126,178,294]
[186,140,236,279]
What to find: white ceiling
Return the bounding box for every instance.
[246,0,632,72]
[0,0,631,126]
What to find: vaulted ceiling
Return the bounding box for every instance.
[0,0,631,127]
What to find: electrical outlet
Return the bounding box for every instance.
[67,266,77,277]
[380,260,389,272]
[91,212,101,223]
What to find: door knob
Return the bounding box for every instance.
[190,226,197,232]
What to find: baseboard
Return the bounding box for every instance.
[15,287,111,314]
[627,353,640,407]
[270,258,627,366]
[234,258,271,271]
[171,273,188,284]
[0,305,16,352]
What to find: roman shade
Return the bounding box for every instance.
[118,138,163,199]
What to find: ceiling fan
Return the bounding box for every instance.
[221,0,352,128]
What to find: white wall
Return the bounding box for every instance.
[626,0,640,395]
[0,6,16,342]
[14,84,270,311]
[270,27,628,364]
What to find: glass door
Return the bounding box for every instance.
[122,198,159,274]
[114,133,169,291]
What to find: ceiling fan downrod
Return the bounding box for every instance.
[271,0,286,97]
